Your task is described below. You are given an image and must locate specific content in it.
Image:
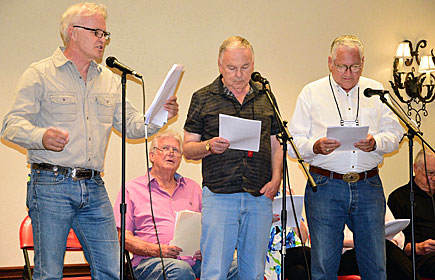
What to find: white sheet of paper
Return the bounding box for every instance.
[219,114,261,152]
[272,195,304,227]
[326,126,369,151]
[170,210,201,257]
[385,219,410,239]
[144,64,184,126]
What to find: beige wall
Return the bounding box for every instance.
[1,0,435,267]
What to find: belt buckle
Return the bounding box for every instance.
[343,172,360,183]
[72,168,93,181]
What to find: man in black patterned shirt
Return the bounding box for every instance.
[183,36,282,279]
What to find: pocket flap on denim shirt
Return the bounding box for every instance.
[95,95,116,106]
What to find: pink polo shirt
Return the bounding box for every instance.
[114,171,202,267]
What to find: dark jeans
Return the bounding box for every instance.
[305,174,386,280]
[338,239,421,280]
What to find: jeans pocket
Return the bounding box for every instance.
[202,186,212,199]
[92,176,105,186]
[260,193,273,203]
[34,171,66,185]
[311,173,329,186]
[366,175,382,188]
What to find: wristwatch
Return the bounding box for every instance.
[205,140,212,152]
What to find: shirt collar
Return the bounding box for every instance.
[329,74,360,95]
[148,168,185,190]
[223,84,253,98]
[53,46,102,74]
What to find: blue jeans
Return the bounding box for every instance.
[200,186,272,280]
[27,169,119,279]
[305,173,386,280]
[134,258,238,280]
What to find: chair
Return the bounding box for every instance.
[19,215,91,280]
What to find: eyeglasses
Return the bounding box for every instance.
[154,146,181,155]
[418,166,435,178]
[334,63,362,73]
[73,25,111,40]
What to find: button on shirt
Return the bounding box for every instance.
[289,75,403,173]
[1,47,160,171]
[113,172,202,267]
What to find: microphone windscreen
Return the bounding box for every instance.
[106,56,116,67]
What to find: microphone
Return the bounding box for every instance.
[363,88,389,98]
[106,56,142,78]
[251,72,269,84]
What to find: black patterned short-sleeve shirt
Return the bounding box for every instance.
[184,76,280,195]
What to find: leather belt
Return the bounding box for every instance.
[309,166,378,183]
[31,163,100,181]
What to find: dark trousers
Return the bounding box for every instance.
[338,239,420,280]
[416,251,435,278]
[285,246,311,280]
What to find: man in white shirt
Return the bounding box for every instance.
[289,35,403,279]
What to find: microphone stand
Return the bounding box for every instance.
[258,80,317,280]
[119,72,127,280]
[376,92,435,280]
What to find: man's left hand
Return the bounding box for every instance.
[260,180,281,200]
[165,96,179,120]
[193,250,202,260]
[354,134,376,152]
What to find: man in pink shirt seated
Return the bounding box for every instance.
[114,130,237,280]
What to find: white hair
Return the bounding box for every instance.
[330,35,364,61]
[415,148,435,168]
[150,130,183,154]
[218,36,254,64]
[60,2,107,44]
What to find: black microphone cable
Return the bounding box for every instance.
[140,77,168,280]
[285,167,311,280]
[421,145,435,220]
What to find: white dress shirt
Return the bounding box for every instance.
[289,75,403,174]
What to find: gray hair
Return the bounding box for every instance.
[330,35,364,61]
[150,130,183,154]
[218,36,254,63]
[415,148,435,168]
[60,2,107,44]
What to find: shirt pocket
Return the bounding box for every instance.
[49,93,77,122]
[95,95,116,123]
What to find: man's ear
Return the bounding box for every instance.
[149,150,155,164]
[328,56,333,72]
[68,25,76,41]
